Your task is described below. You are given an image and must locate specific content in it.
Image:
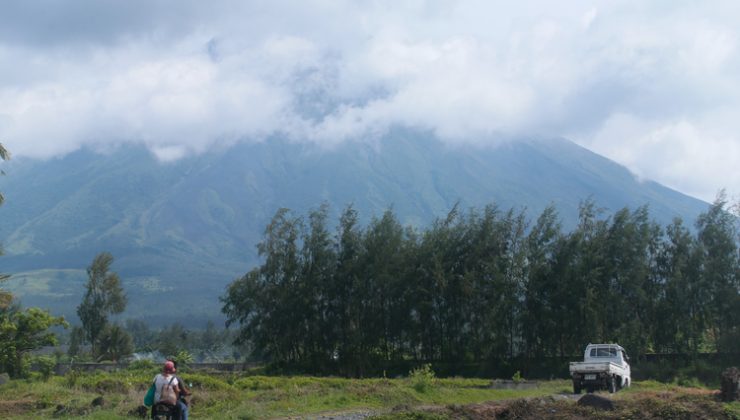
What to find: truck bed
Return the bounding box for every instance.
[569,361,628,376]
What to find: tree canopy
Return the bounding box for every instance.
[0,306,67,377]
[77,252,129,360]
[223,198,740,375]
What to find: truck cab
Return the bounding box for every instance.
[569,343,631,394]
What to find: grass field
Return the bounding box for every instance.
[0,367,737,419]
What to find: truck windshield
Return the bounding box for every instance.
[590,347,617,357]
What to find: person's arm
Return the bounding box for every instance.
[177,376,191,396]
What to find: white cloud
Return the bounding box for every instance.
[581,8,598,30]
[584,113,740,202]
[151,145,187,162]
[0,0,739,200]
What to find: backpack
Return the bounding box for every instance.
[159,376,178,405]
[144,382,155,406]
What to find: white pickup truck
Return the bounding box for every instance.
[569,343,631,394]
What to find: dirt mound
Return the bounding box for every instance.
[0,399,35,417]
[383,391,735,419]
[577,394,614,410]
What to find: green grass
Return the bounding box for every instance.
[0,368,571,419]
[724,401,740,419]
[194,376,569,418]
[0,369,732,419]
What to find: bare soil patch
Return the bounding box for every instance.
[386,390,735,419]
[0,399,36,417]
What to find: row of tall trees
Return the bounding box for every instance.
[222,198,740,375]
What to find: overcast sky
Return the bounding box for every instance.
[0,0,738,202]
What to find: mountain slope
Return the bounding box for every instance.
[0,134,709,324]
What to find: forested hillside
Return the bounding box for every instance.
[0,135,709,322]
[223,196,740,375]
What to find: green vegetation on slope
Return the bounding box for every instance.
[0,136,710,322]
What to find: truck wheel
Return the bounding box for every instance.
[608,376,617,393]
[573,380,581,394]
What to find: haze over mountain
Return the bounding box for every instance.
[0,133,708,324]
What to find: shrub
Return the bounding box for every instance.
[34,356,56,381]
[65,368,82,388]
[18,356,32,379]
[675,376,703,388]
[127,359,155,371]
[234,376,280,391]
[677,359,722,387]
[512,370,523,383]
[187,373,232,391]
[409,364,436,393]
[170,350,194,370]
[94,377,129,393]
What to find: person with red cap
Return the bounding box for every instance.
[170,359,191,419]
[151,360,188,419]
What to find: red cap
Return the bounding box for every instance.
[163,361,176,374]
